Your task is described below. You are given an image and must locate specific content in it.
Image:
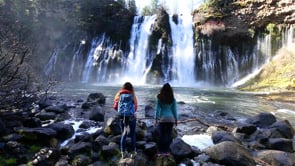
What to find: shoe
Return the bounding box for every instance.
[121,151,128,159]
[156,152,171,157]
[130,151,137,158]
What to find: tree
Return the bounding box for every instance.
[150,0,159,14]
[140,0,159,16]
[0,0,36,109]
[128,0,137,15]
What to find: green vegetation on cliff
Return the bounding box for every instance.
[238,42,295,102]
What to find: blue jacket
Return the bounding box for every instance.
[154,98,178,123]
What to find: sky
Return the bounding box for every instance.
[133,0,205,15]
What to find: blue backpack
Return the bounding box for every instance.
[118,93,135,116]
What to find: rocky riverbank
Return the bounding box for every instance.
[0,92,294,166]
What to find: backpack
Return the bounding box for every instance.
[118,93,135,116]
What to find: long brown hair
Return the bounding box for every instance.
[122,82,134,93]
[157,83,174,104]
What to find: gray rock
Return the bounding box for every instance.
[45,105,67,114]
[268,120,295,139]
[89,105,105,122]
[266,138,294,152]
[71,154,91,166]
[170,137,193,159]
[233,124,257,135]
[48,122,75,140]
[204,141,256,166]
[144,142,157,156]
[102,142,119,156]
[68,142,92,156]
[245,112,276,128]
[87,93,106,105]
[212,131,241,144]
[255,150,295,166]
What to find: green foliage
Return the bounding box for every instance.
[128,0,137,14]
[248,28,255,38]
[201,0,219,11]
[0,156,17,166]
[266,23,276,35]
[140,0,159,15]
[141,6,152,16]
[28,145,41,153]
[200,0,231,18]
[6,158,17,165]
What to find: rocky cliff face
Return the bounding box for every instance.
[193,0,295,44]
[192,0,295,94]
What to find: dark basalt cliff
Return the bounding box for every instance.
[193,0,295,44]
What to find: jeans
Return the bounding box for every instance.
[157,122,174,153]
[120,116,136,152]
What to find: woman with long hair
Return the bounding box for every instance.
[113,82,138,158]
[154,83,178,155]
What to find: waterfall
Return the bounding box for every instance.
[81,34,124,83]
[69,41,84,81]
[44,49,58,76]
[122,15,157,84]
[231,26,295,87]
[72,14,293,86]
[169,13,196,85]
[197,33,272,87]
[81,37,101,83]
[283,25,294,46]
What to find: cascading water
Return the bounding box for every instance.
[81,34,123,83]
[69,42,85,81]
[45,5,293,87]
[196,33,272,87]
[122,15,157,84]
[44,49,58,76]
[232,26,294,87]
[81,37,101,83]
[169,13,196,85]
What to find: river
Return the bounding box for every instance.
[56,83,295,127]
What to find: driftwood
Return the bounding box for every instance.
[138,117,233,132]
[254,158,271,166]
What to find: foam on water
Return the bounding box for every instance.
[182,134,214,150]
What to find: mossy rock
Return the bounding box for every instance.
[155,155,176,166]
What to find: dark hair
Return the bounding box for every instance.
[157,83,174,104]
[122,82,134,92]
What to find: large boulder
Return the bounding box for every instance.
[68,142,92,156]
[170,137,193,160]
[211,130,241,144]
[48,122,75,140]
[203,141,256,166]
[89,105,105,122]
[18,127,57,140]
[245,112,277,128]
[104,117,121,136]
[87,93,106,105]
[255,150,295,166]
[264,138,294,153]
[268,120,295,139]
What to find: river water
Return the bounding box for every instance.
[56,83,295,127]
